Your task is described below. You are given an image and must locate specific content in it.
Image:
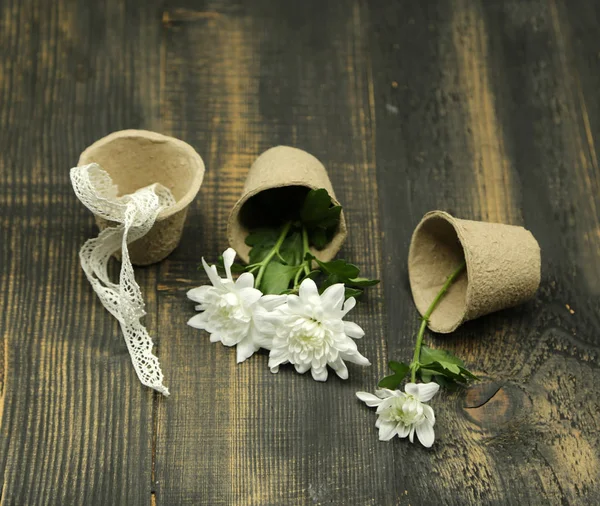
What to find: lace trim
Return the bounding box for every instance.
[70,163,175,396]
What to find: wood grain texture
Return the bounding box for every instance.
[0,0,599,504]
[0,0,163,504]
[154,0,394,504]
[372,0,600,504]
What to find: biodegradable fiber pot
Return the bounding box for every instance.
[227,146,347,263]
[408,211,541,333]
[78,130,205,266]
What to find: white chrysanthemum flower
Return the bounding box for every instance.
[262,278,370,381]
[356,382,439,447]
[187,248,284,363]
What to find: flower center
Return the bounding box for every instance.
[289,318,325,345]
[389,395,424,425]
[214,293,250,324]
[281,316,337,365]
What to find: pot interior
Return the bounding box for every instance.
[80,134,200,204]
[409,214,468,332]
[238,185,312,230]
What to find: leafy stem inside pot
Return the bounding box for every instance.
[215,188,379,297]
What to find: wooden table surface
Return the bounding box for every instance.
[1,1,599,505]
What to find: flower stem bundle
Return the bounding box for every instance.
[222,188,378,298]
[188,188,379,381]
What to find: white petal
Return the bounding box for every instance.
[238,287,263,307]
[396,424,410,438]
[220,331,243,347]
[286,295,308,317]
[343,321,365,339]
[253,310,281,336]
[235,272,255,289]
[259,294,286,311]
[268,351,289,370]
[236,336,259,363]
[374,388,396,399]
[222,292,239,307]
[222,248,237,281]
[342,349,371,366]
[406,382,440,402]
[416,421,435,448]
[202,257,222,287]
[311,367,328,381]
[334,336,356,353]
[248,323,273,349]
[187,285,213,303]
[378,421,397,441]
[340,296,356,316]
[187,313,208,329]
[299,278,319,301]
[423,404,435,424]
[408,426,415,443]
[356,391,383,407]
[376,397,395,415]
[331,359,349,380]
[294,363,310,374]
[320,283,345,311]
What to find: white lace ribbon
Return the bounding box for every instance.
[70,163,175,396]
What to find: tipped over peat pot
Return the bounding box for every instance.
[408,211,541,333]
[227,146,347,263]
[77,130,205,266]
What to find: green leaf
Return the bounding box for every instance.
[418,346,479,384]
[314,258,360,280]
[420,370,433,383]
[458,367,480,381]
[377,361,410,390]
[302,270,320,281]
[344,287,363,299]
[421,346,465,370]
[378,375,403,390]
[389,361,409,374]
[260,262,299,295]
[300,189,342,250]
[420,362,457,379]
[319,273,341,292]
[432,375,458,390]
[246,226,288,265]
[310,227,329,250]
[279,230,303,266]
[420,360,479,384]
[319,205,342,228]
[245,228,280,247]
[347,277,380,288]
[249,245,270,265]
[300,189,333,225]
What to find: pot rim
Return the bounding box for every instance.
[77,129,205,220]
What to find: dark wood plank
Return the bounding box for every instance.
[0,0,163,504]
[2,0,599,504]
[371,0,600,504]
[154,0,396,504]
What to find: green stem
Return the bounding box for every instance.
[410,261,466,382]
[254,221,292,289]
[292,265,304,289]
[301,227,311,275]
[292,227,313,290]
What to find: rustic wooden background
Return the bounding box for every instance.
[1,0,599,504]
